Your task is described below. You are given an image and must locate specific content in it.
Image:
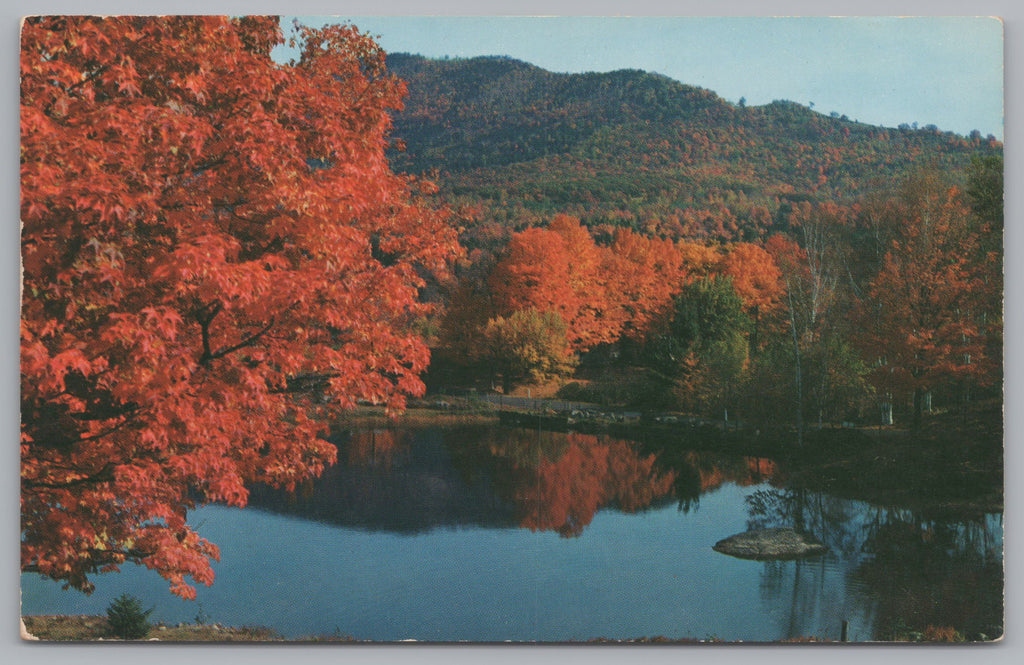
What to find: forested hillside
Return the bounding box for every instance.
[382,52,1003,438]
[387,53,1002,241]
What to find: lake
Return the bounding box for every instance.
[20,425,1004,642]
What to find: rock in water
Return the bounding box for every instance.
[712,527,827,560]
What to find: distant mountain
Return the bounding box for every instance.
[385,53,1002,241]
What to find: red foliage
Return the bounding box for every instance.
[718,243,783,316]
[489,215,622,351]
[20,17,458,597]
[607,229,692,341]
[858,184,996,408]
[507,433,676,537]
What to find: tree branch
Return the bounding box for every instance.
[205,317,276,364]
[268,371,341,394]
[22,463,117,491]
[195,301,223,365]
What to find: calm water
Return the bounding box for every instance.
[21,426,1003,642]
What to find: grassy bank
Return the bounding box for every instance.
[21,615,285,642]
[773,401,1003,516]
[23,615,986,643]
[20,615,360,642]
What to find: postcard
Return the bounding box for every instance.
[19,15,1003,644]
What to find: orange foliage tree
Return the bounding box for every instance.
[20,17,458,597]
[489,215,622,352]
[606,228,691,342]
[718,242,783,350]
[858,175,996,428]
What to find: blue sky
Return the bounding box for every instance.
[278,15,1004,139]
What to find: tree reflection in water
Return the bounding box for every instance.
[344,428,413,470]
[480,430,677,537]
[242,426,1000,641]
[662,450,779,514]
[250,427,679,537]
[744,486,1002,641]
[852,510,1003,641]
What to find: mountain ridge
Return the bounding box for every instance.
[384,53,1002,240]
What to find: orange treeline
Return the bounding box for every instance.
[471,214,785,355]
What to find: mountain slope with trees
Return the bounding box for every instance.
[386,53,1002,240]
[393,52,1002,445]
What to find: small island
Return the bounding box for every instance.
[713,528,828,560]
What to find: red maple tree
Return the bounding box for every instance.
[20,16,458,598]
[719,242,783,317]
[858,179,994,427]
[718,242,783,351]
[488,215,622,352]
[606,228,691,342]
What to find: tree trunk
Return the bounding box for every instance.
[787,288,804,447]
[880,397,893,426]
[912,387,923,431]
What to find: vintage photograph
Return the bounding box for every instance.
[19,14,1003,643]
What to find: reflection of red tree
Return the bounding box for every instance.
[744,457,778,483]
[697,467,728,493]
[518,440,609,537]
[605,441,678,512]
[685,452,778,493]
[508,433,676,537]
[345,429,410,470]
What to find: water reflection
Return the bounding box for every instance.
[746,488,861,557]
[853,510,1003,641]
[210,426,1003,640]
[658,448,780,513]
[743,486,1003,641]
[479,429,677,536]
[248,428,518,532]
[250,427,679,538]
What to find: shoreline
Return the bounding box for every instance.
[20,614,993,643]
[335,401,1003,517]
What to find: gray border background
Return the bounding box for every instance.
[3,2,1018,663]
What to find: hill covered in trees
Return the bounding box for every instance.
[381,51,1002,443]
[386,53,1002,241]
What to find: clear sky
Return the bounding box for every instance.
[278,15,1004,139]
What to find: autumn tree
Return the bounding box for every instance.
[605,228,690,344]
[548,214,627,348]
[966,154,1004,253]
[488,215,622,352]
[20,17,458,598]
[718,242,783,352]
[765,202,854,440]
[966,154,1004,388]
[435,260,498,371]
[489,228,578,328]
[482,309,578,392]
[857,172,996,428]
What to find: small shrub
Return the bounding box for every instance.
[923,625,962,642]
[105,593,154,640]
[194,603,211,626]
